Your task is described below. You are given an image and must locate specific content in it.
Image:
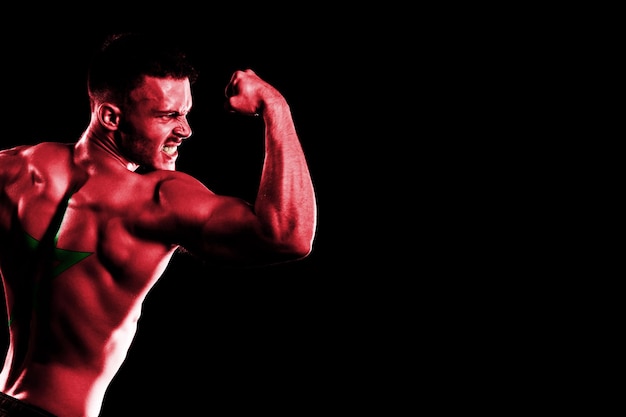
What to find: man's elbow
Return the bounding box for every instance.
[280,229,315,261]
[292,240,314,260]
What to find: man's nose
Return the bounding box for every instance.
[174,117,192,139]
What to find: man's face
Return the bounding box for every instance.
[118,76,193,171]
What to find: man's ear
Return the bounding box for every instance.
[97,103,122,130]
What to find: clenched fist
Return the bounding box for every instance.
[224,69,285,117]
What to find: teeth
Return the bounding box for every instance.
[163,146,177,156]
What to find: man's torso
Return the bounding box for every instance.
[0,142,179,416]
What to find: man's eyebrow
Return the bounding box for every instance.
[155,107,192,115]
[153,110,183,116]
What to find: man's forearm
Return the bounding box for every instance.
[255,99,317,256]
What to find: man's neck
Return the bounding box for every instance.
[75,127,139,173]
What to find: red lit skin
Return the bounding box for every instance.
[0,69,317,417]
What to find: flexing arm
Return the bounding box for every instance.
[228,70,317,257]
[157,70,317,266]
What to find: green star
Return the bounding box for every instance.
[24,232,93,277]
[7,233,93,327]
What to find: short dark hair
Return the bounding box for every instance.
[87,32,198,108]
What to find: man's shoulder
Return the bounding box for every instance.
[1,141,71,160]
[0,144,35,175]
[143,169,205,187]
[0,143,30,158]
[1,142,73,183]
[141,169,214,203]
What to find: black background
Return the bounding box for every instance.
[0,12,368,415]
[0,6,573,415]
